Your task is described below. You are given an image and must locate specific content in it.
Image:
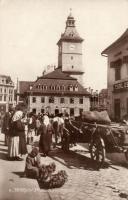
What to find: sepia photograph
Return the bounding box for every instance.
[0,0,128,199]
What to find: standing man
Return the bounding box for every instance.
[2,107,15,146]
[27,112,36,144]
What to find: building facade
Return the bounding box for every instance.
[18,12,90,116]
[102,29,128,121]
[27,68,90,116]
[0,75,15,112]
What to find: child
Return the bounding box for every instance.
[25,147,41,179]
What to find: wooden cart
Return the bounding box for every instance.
[61,119,128,167]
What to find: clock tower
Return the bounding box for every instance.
[57,11,84,85]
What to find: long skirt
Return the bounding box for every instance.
[8,136,19,157]
[19,135,27,155]
[39,133,52,155]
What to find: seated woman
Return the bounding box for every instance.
[25,147,41,179]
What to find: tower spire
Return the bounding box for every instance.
[69,8,72,17]
[66,9,75,27]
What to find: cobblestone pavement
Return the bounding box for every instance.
[0,132,128,200]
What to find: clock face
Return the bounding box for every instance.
[69,44,75,51]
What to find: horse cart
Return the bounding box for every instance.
[61,112,128,167]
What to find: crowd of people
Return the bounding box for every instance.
[1,108,72,188]
[1,107,79,161]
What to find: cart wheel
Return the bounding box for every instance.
[90,137,105,167]
[61,135,70,152]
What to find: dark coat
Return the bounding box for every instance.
[9,120,27,155]
[1,112,12,135]
[39,123,54,154]
[9,120,25,136]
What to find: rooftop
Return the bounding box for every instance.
[39,67,76,80]
[57,12,83,45]
[102,28,128,55]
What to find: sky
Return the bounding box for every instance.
[0,0,128,91]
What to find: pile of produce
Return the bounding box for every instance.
[39,162,68,189]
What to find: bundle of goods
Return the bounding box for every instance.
[40,162,56,181]
[39,162,68,189]
[81,110,111,125]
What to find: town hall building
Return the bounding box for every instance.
[18,12,90,116]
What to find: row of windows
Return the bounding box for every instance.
[0,88,13,94]
[0,95,13,102]
[36,84,78,91]
[32,96,83,104]
[32,108,83,116]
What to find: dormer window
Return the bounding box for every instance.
[30,85,32,90]
[44,85,47,90]
[67,86,70,91]
[74,85,78,91]
[57,85,60,90]
[70,85,73,91]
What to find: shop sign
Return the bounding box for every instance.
[113,80,128,92]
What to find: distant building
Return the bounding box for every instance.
[16,81,34,111]
[0,75,15,112]
[99,89,108,111]
[90,90,99,111]
[102,29,128,121]
[89,88,108,111]
[17,11,90,116]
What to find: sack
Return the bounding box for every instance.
[82,111,111,125]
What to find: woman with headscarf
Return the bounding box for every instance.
[8,110,27,161]
[39,114,54,156]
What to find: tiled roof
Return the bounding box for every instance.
[57,28,83,44]
[19,69,90,96]
[29,76,89,96]
[0,75,14,85]
[102,28,128,55]
[37,68,76,80]
[19,81,34,94]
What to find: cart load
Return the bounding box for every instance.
[61,113,128,167]
[81,110,111,125]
